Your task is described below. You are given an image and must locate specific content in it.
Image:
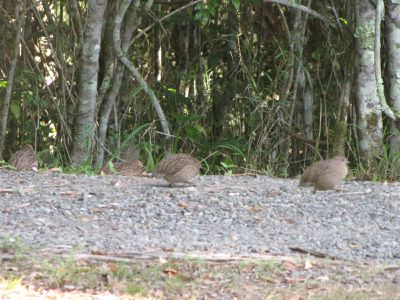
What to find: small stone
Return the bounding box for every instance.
[63,284,76,291]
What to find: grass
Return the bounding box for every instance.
[0,251,399,299]
[1,276,23,290]
[0,238,399,299]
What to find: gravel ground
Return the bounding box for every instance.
[1,169,400,263]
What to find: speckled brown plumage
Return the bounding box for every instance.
[153,153,201,187]
[100,160,145,176]
[299,156,348,191]
[9,144,38,171]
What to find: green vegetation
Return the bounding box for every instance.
[0,247,399,299]
[2,1,399,180]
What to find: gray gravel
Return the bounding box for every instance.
[1,169,400,263]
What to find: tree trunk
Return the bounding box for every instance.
[332,71,351,156]
[0,0,4,74]
[71,0,107,165]
[0,0,25,159]
[211,7,238,141]
[301,70,313,140]
[153,8,162,83]
[354,1,383,163]
[282,0,311,165]
[386,2,400,155]
[177,14,190,98]
[96,0,141,168]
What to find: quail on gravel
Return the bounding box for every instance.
[9,144,38,171]
[299,155,348,191]
[100,160,145,176]
[153,153,201,187]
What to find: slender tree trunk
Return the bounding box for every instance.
[153,7,162,83]
[354,1,383,163]
[97,1,117,115]
[332,70,351,156]
[0,0,25,159]
[193,24,207,117]
[301,70,313,141]
[282,0,311,164]
[386,2,400,154]
[211,7,238,141]
[0,0,4,75]
[374,0,395,120]
[96,0,141,168]
[71,0,107,165]
[177,15,190,98]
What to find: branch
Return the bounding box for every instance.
[0,250,299,264]
[264,0,326,21]
[114,0,172,142]
[129,0,203,46]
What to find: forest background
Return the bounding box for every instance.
[1,0,399,180]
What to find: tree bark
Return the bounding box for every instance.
[71,0,107,165]
[332,71,351,156]
[0,0,25,159]
[301,71,313,141]
[354,1,383,163]
[386,2,400,154]
[374,0,395,120]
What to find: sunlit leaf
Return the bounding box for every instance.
[339,17,348,26]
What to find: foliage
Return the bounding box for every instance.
[0,0,397,179]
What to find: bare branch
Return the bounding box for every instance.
[264,0,326,21]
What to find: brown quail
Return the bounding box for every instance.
[299,155,348,191]
[100,160,145,176]
[153,153,201,187]
[9,144,38,171]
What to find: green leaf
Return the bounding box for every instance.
[194,124,207,137]
[0,81,7,88]
[107,161,116,173]
[112,123,151,160]
[143,145,155,171]
[167,87,177,93]
[311,51,320,60]
[339,17,348,26]
[231,0,240,10]
[10,102,20,119]
[172,112,190,122]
